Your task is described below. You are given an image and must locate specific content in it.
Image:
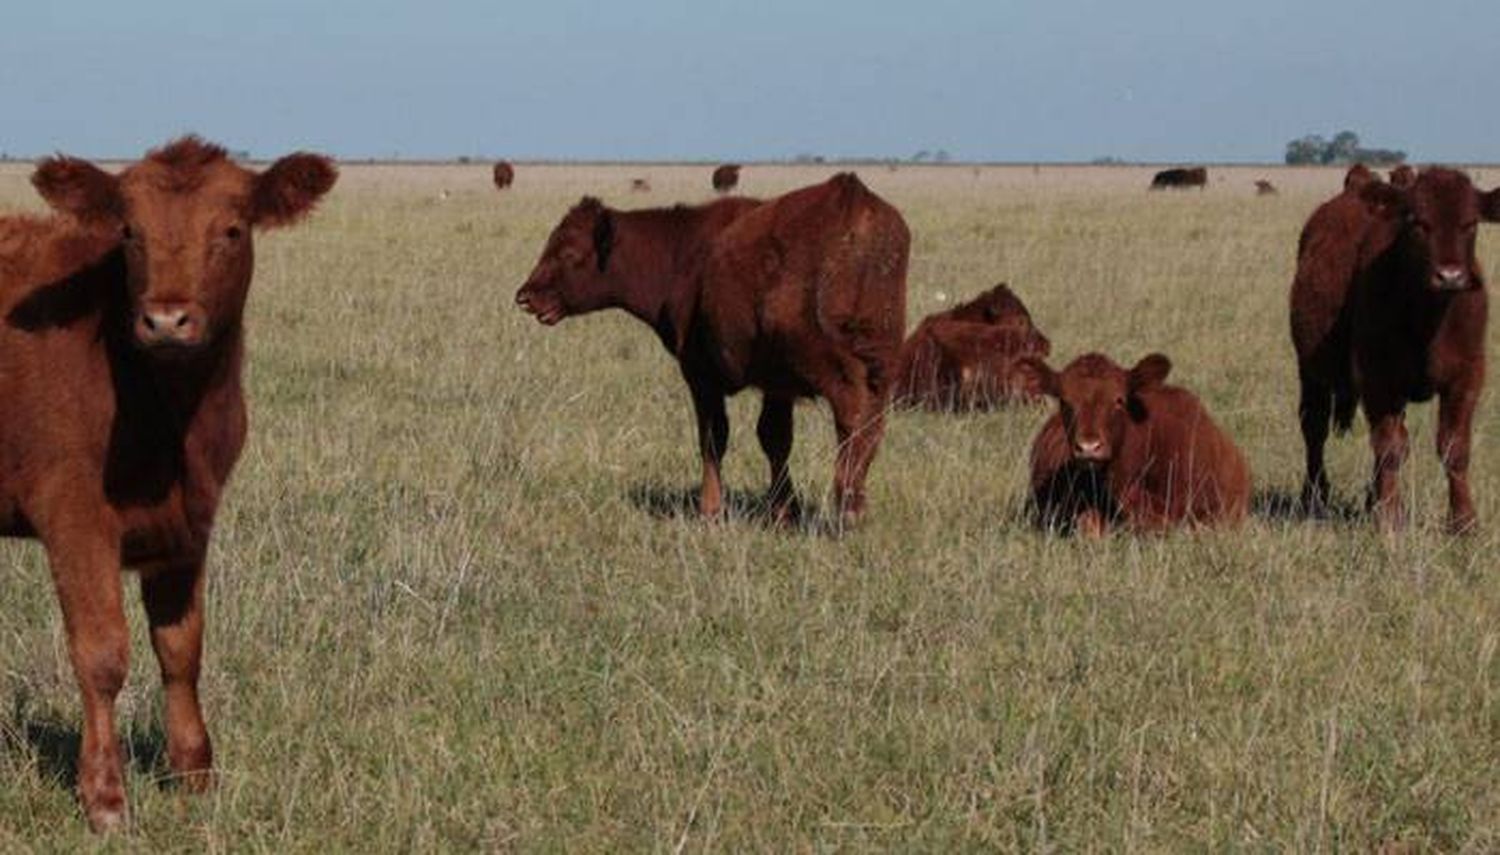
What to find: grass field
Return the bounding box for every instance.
[0,160,1498,851]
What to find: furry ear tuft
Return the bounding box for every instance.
[1128,353,1172,392]
[31,157,121,224]
[252,153,337,228]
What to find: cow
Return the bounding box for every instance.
[1389,164,1416,189]
[1017,353,1251,535]
[711,164,740,194]
[893,283,1051,410]
[629,178,652,193]
[1149,167,1208,191]
[516,173,909,525]
[1255,179,1278,196]
[1291,167,1500,532]
[1344,163,1376,192]
[493,160,515,190]
[0,137,336,830]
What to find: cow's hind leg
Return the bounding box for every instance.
[1298,371,1334,514]
[1437,385,1479,534]
[826,375,888,527]
[684,372,729,518]
[756,394,799,525]
[142,561,214,791]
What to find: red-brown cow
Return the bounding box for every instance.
[1388,164,1416,189]
[493,160,515,190]
[0,137,336,830]
[893,284,1051,410]
[1018,353,1250,534]
[517,174,909,524]
[1344,163,1376,192]
[711,164,740,194]
[1292,167,1500,531]
[1255,179,1278,196]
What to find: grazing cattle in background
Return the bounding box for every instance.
[1291,167,1500,532]
[894,283,1051,410]
[1343,163,1376,192]
[711,164,740,194]
[1389,164,1416,189]
[629,178,652,193]
[1255,179,1278,196]
[492,160,515,190]
[1018,353,1250,535]
[1149,167,1208,190]
[1,137,336,830]
[517,174,909,524]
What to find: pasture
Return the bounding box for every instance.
[0,161,1497,850]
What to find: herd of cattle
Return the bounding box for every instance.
[0,138,1495,829]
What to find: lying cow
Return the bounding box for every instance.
[893,284,1050,410]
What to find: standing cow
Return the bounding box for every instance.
[493,160,515,190]
[1149,167,1208,190]
[517,174,908,524]
[712,164,741,194]
[1292,167,1500,531]
[0,137,335,830]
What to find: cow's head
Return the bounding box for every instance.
[1017,352,1171,463]
[516,197,616,325]
[1344,164,1375,193]
[32,136,336,354]
[1362,167,1500,292]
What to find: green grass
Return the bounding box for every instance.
[0,162,1498,850]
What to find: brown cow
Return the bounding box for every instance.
[629,178,652,193]
[1255,179,1278,196]
[1149,167,1208,190]
[1344,163,1376,192]
[1292,167,1500,531]
[517,174,909,524]
[0,137,335,830]
[1388,164,1416,189]
[493,160,515,190]
[1018,353,1250,535]
[711,163,740,194]
[893,284,1051,410]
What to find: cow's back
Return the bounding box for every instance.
[1120,386,1249,526]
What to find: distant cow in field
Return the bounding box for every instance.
[893,284,1051,410]
[1255,179,1278,196]
[711,164,740,194]
[493,160,515,190]
[629,178,652,193]
[1018,353,1250,535]
[1343,163,1376,192]
[1291,167,1500,532]
[517,174,909,524]
[1388,164,1416,189]
[1149,167,1208,190]
[1,137,336,830]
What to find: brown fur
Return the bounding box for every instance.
[893,284,1051,410]
[1292,167,1500,531]
[1018,353,1250,535]
[1,136,335,830]
[712,164,741,194]
[493,161,515,190]
[1149,167,1207,190]
[1344,163,1376,193]
[1388,164,1415,189]
[517,174,909,523]
[1255,179,1278,196]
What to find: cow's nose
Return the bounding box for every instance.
[1435,266,1468,289]
[136,304,206,347]
[1074,438,1106,460]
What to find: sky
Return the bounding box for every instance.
[1,0,1495,163]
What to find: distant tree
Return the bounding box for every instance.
[934,150,952,163]
[1285,135,1328,165]
[911,150,930,163]
[1285,130,1406,166]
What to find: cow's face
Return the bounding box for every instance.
[32,137,336,354]
[1364,168,1500,292]
[1018,353,1171,463]
[516,197,615,325]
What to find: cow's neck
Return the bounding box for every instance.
[605,208,713,353]
[107,318,244,438]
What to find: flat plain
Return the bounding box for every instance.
[0,161,1497,850]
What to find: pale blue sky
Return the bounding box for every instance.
[1,0,1494,162]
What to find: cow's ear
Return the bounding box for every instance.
[252,152,337,228]
[592,208,615,272]
[1360,181,1407,220]
[1128,353,1172,393]
[1480,188,1500,223]
[32,156,121,225]
[1015,357,1058,398]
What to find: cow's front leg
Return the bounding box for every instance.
[1437,384,1480,534]
[142,560,214,791]
[1366,405,1409,532]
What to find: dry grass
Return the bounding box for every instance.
[0,161,1497,850]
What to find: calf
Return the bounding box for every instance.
[711,164,740,194]
[894,284,1050,410]
[1293,168,1500,531]
[0,137,335,830]
[517,174,909,523]
[1255,179,1278,196]
[1018,353,1250,534]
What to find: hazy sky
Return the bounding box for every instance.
[1,0,1494,163]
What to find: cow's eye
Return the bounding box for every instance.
[1114,396,1126,409]
[225,225,244,241]
[120,224,134,241]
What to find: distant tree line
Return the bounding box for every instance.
[1285,130,1405,166]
